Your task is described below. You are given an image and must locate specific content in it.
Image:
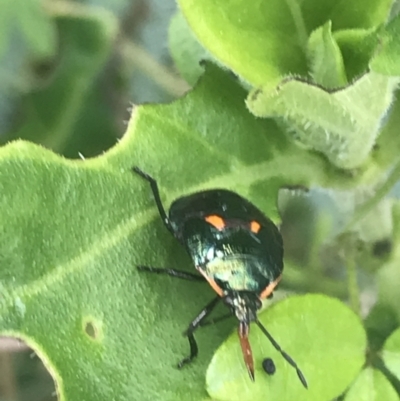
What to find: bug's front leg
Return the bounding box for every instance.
[132,167,175,235]
[137,266,205,281]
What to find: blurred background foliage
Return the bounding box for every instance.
[0,0,188,159]
[2,0,400,400]
[0,0,188,399]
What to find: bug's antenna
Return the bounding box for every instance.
[255,319,308,389]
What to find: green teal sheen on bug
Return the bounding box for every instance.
[169,189,283,294]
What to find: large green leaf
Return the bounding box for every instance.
[206,294,366,401]
[0,64,371,401]
[177,0,307,85]
[177,0,393,85]
[0,142,221,401]
[103,64,355,218]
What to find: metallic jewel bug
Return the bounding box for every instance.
[134,167,307,388]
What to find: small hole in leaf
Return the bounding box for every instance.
[82,316,103,341]
[0,336,57,400]
[85,322,96,338]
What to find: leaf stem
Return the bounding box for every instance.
[285,0,309,52]
[391,202,400,258]
[309,212,332,275]
[343,237,361,315]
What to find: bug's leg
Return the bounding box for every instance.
[178,296,221,368]
[199,313,233,327]
[132,167,174,234]
[137,266,205,281]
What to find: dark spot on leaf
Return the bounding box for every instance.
[262,357,276,375]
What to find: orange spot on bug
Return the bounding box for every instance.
[259,275,282,299]
[205,215,225,230]
[250,220,261,233]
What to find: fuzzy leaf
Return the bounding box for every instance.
[103,64,354,220]
[0,64,369,401]
[177,0,393,85]
[247,71,399,169]
[177,0,308,85]
[307,21,347,88]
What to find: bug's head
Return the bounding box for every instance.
[223,291,262,381]
[222,291,262,323]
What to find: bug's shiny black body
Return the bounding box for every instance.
[133,167,307,388]
[169,190,283,295]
